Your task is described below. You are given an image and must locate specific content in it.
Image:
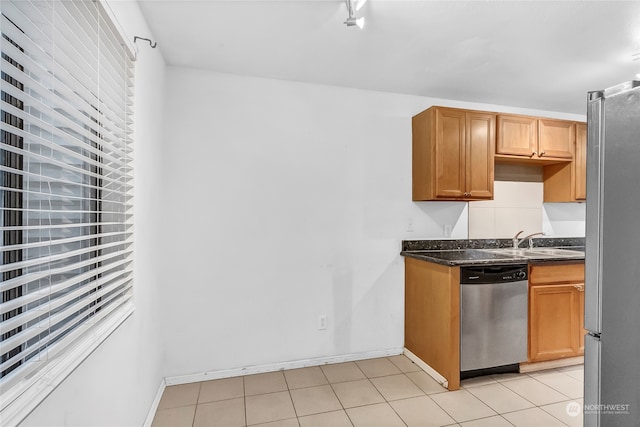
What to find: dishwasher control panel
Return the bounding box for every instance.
[461,265,528,284]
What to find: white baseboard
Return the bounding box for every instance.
[163,347,404,386]
[403,348,448,389]
[142,378,166,427]
[143,348,404,422]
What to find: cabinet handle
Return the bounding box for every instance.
[539,151,546,157]
[530,151,537,158]
[574,284,584,291]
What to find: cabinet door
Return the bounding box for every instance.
[465,112,495,199]
[434,108,466,198]
[539,119,575,159]
[497,115,538,157]
[574,123,587,200]
[529,284,580,362]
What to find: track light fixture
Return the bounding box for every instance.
[344,0,367,29]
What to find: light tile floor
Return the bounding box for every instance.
[151,355,584,427]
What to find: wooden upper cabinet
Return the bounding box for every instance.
[497,115,575,163]
[496,115,538,157]
[433,108,466,199]
[574,123,587,200]
[413,106,495,201]
[539,119,575,159]
[542,122,587,202]
[466,113,495,199]
[413,107,584,202]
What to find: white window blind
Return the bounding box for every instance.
[0,1,134,423]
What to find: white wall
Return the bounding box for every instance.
[158,68,418,378]
[543,203,586,237]
[20,2,166,426]
[157,66,587,379]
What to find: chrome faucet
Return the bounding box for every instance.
[512,231,544,249]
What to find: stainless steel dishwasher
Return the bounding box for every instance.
[460,264,528,377]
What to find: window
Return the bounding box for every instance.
[0,1,134,423]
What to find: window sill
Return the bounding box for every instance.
[0,302,134,426]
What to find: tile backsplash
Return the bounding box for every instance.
[468,164,586,239]
[469,180,544,238]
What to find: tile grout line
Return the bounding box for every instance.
[280,368,301,426]
[537,401,581,427]
[499,413,517,427]
[530,371,585,397]
[379,359,411,427]
[389,356,472,426]
[320,362,357,426]
[512,372,574,403]
[401,365,459,423]
[458,413,517,427]
[191,382,202,427]
[242,376,247,427]
[358,357,422,426]
[465,378,539,414]
[495,376,580,426]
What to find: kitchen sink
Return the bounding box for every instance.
[484,248,529,256]
[480,247,584,259]
[525,248,585,256]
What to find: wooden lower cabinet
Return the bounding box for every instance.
[404,259,586,387]
[529,284,580,361]
[528,263,585,363]
[404,257,460,390]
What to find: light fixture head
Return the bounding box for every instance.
[344,0,365,29]
[344,16,365,29]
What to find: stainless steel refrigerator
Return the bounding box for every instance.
[585,80,640,427]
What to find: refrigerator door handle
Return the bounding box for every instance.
[585,91,604,334]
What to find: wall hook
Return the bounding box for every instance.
[134,36,157,49]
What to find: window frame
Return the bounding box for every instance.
[0,1,135,424]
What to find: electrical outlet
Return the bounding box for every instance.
[407,220,414,232]
[318,315,327,330]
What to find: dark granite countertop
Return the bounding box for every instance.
[401,238,585,266]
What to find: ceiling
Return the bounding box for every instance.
[136,0,640,114]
